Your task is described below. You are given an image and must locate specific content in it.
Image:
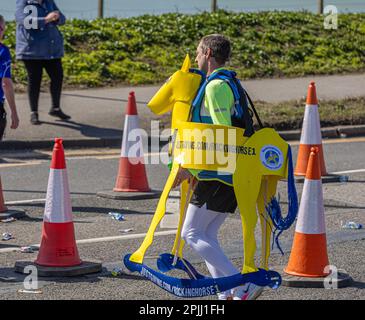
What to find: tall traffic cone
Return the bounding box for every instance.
[97,92,160,200]
[114,91,150,192]
[0,176,26,219]
[15,138,102,276]
[285,147,330,277]
[35,138,81,267]
[295,82,328,177]
[281,147,352,288]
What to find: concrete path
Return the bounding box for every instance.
[1,73,364,148]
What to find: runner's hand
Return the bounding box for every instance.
[45,11,60,23]
[172,167,193,188]
[10,112,19,129]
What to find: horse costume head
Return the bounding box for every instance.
[124,55,298,298]
[148,54,204,130]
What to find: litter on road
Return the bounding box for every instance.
[17,289,43,294]
[341,221,363,229]
[2,232,14,241]
[1,217,17,223]
[119,228,133,233]
[108,212,126,221]
[20,246,35,253]
[111,267,124,277]
[339,176,349,183]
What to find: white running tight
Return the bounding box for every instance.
[181,203,239,278]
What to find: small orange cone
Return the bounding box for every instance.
[285,147,330,277]
[295,82,328,176]
[35,138,81,267]
[113,91,151,192]
[0,176,8,213]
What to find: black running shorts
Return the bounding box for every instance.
[189,180,238,213]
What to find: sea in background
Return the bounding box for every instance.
[1,0,364,21]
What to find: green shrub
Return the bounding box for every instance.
[3,11,364,88]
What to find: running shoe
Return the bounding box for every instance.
[233,283,264,300]
[217,290,233,300]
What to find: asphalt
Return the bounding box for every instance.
[0,138,364,300]
[1,73,364,150]
[0,172,364,300]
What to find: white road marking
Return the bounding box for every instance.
[0,151,167,162]
[93,155,120,160]
[0,160,43,168]
[76,229,177,244]
[331,169,365,175]
[4,167,365,205]
[289,136,365,146]
[0,229,177,254]
[5,198,46,205]
[92,152,166,160]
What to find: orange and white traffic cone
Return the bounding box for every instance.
[35,138,81,267]
[295,81,328,177]
[0,176,26,219]
[114,91,150,192]
[98,92,160,200]
[15,138,102,276]
[285,147,330,277]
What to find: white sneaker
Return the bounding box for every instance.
[233,283,264,300]
[217,290,233,300]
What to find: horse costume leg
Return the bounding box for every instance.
[234,174,262,274]
[130,163,180,263]
[171,179,195,262]
[257,177,278,270]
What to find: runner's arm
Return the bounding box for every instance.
[205,80,233,126]
[1,48,19,129]
[2,79,19,129]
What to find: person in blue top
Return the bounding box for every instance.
[15,0,70,125]
[0,15,19,140]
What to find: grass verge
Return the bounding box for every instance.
[3,10,364,88]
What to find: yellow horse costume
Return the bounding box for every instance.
[124,55,298,297]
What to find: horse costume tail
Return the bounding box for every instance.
[266,146,298,254]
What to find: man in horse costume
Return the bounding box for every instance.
[124,34,298,300]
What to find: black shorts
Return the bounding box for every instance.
[189,180,238,213]
[0,102,6,141]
